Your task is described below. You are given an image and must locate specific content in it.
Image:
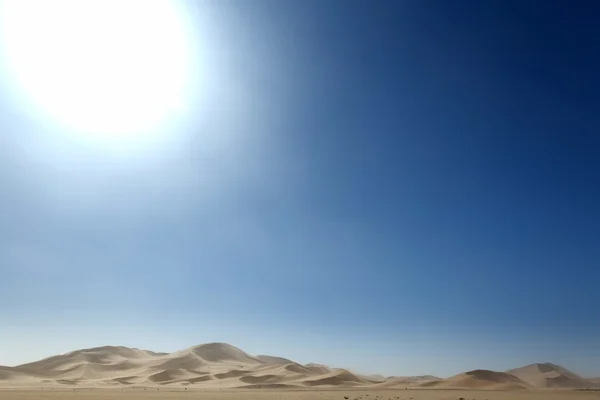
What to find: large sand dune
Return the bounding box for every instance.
[506,363,593,389]
[0,343,596,389]
[423,370,529,390]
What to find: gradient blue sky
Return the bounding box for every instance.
[1,0,599,378]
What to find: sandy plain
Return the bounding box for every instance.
[1,388,599,400]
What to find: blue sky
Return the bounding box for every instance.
[0,0,599,378]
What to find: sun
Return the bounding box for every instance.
[0,0,195,148]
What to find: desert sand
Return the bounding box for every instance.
[1,388,600,400]
[0,343,598,392]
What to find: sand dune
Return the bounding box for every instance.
[13,346,156,378]
[180,343,263,365]
[0,343,320,388]
[374,375,441,388]
[151,352,207,371]
[214,369,250,379]
[284,363,315,375]
[387,375,440,381]
[257,355,295,365]
[233,362,316,386]
[0,366,17,381]
[147,369,196,384]
[304,363,331,375]
[240,374,279,384]
[142,343,261,373]
[303,369,371,387]
[1,343,595,390]
[424,370,529,390]
[506,363,594,389]
[107,376,139,385]
[359,374,387,383]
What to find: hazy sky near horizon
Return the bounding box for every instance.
[1,0,599,378]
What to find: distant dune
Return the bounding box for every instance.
[303,369,371,386]
[506,363,594,389]
[359,374,387,383]
[388,375,440,381]
[424,370,529,390]
[0,343,595,389]
[375,375,441,388]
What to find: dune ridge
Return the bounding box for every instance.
[0,343,596,389]
[257,355,296,365]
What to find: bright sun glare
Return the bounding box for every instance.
[0,0,193,148]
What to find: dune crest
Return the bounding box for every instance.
[182,343,263,365]
[257,355,295,365]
